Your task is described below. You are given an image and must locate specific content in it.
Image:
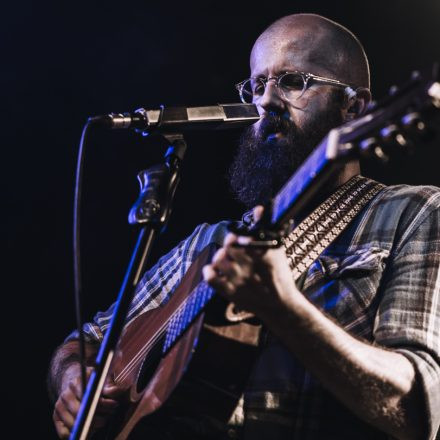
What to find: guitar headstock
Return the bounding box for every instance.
[326,64,440,164]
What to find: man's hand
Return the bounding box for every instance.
[202,207,299,321]
[53,364,124,439]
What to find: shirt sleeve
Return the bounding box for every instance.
[65,221,229,344]
[373,201,440,440]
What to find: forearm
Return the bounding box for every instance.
[47,340,99,403]
[261,291,424,440]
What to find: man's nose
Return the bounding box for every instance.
[257,80,286,115]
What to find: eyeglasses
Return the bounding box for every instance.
[235,71,357,104]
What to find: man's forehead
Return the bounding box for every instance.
[250,26,339,78]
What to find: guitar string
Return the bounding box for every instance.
[114,281,212,383]
[115,282,211,383]
[114,291,200,383]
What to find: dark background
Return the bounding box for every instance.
[3,0,440,437]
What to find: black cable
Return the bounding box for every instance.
[73,119,95,393]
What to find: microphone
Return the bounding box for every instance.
[90,103,260,133]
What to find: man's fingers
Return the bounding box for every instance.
[203,265,236,297]
[212,252,244,282]
[53,418,71,439]
[69,378,84,401]
[212,246,233,264]
[224,232,239,247]
[53,396,120,439]
[211,248,235,275]
[214,236,255,267]
[223,232,267,263]
[54,400,75,430]
[53,366,124,438]
[203,264,221,284]
[60,390,81,418]
[103,382,125,398]
[224,233,254,253]
[97,396,120,413]
[253,205,264,222]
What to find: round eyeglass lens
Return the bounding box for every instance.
[278,73,306,100]
[239,73,307,103]
[239,79,264,103]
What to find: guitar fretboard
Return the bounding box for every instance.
[162,281,215,353]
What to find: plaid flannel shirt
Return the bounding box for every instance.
[67,178,440,439]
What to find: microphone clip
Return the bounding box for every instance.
[134,105,165,137]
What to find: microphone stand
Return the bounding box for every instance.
[70,134,187,440]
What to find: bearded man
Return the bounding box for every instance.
[48,13,440,440]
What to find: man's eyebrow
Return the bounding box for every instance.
[251,68,298,79]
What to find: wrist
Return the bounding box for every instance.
[260,277,313,330]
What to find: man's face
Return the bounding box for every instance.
[229,30,345,209]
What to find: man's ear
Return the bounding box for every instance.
[344,87,372,121]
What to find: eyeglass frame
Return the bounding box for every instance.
[235,70,359,104]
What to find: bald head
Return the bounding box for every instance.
[251,14,370,89]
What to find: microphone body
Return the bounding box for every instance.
[91,103,260,133]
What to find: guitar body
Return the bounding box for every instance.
[107,245,214,440]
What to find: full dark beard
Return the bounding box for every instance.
[228,105,344,209]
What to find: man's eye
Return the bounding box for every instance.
[252,80,265,95]
[281,74,304,90]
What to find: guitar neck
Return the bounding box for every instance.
[270,129,345,229]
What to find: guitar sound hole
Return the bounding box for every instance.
[136,338,164,393]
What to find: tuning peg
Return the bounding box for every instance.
[395,133,409,147]
[359,137,378,157]
[402,112,422,127]
[373,145,390,163]
[394,132,415,155]
[359,137,390,164]
[380,123,413,152]
[401,112,426,132]
[380,124,399,141]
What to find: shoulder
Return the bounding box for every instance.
[374,182,440,212]
[182,220,231,254]
[340,179,440,254]
[162,220,231,276]
[368,182,440,235]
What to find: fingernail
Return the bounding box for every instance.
[237,236,251,245]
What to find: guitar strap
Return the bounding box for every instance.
[284,174,385,280]
[225,174,385,323]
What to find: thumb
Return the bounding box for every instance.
[103,377,125,398]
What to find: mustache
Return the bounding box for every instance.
[256,113,293,139]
